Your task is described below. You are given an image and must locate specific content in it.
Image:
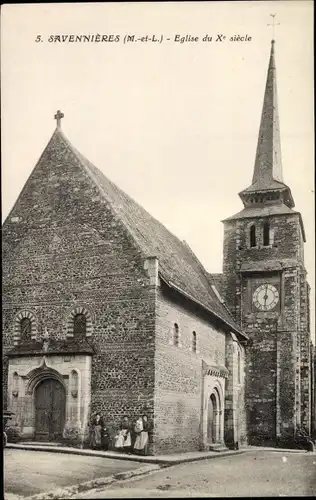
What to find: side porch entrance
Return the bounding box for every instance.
[201,362,228,451]
[207,392,219,444]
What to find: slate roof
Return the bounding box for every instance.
[223,203,297,221]
[250,41,284,188]
[238,41,295,209]
[55,130,244,336]
[242,179,289,193]
[208,273,224,296]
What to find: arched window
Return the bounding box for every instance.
[20,318,32,342]
[173,323,179,347]
[14,311,37,345]
[67,306,93,338]
[263,221,270,246]
[192,331,197,353]
[73,314,86,337]
[250,225,256,247]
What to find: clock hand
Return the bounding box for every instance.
[264,284,268,307]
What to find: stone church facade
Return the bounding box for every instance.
[2,41,314,454]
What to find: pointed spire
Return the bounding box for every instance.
[239,39,295,208]
[252,39,283,186]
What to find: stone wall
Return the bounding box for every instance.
[7,354,92,443]
[153,284,227,454]
[2,133,157,444]
[223,213,304,315]
[312,345,316,438]
[300,277,312,433]
[225,334,247,448]
[222,212,312,445]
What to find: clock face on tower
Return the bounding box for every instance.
[252,283,280,311]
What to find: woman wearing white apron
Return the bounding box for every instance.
[114,416,132,452]
[133,415,149,455]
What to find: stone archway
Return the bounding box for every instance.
[201,369,226,449]
[35,378,66,441]
[207,388,222,444]
[207,393,217,443]
[7,355,92,443]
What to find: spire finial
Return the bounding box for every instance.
[267,14,280,41]
[54,110,64,129]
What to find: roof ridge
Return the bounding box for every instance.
[57,130,149,259]
[58,129,204,264]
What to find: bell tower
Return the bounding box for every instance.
[222,40,312,446]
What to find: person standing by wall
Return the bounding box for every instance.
[89,412,104,450]
[102,418,110,450]
[114,416,132,452]
[133,415,149,455]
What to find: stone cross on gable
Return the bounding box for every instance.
[267,14,280,40]
[54,110,64,128]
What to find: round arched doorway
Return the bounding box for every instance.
[207,393,218,444]
[35,378,66,441]
[207,387,223,445]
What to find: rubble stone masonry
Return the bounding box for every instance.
[222,212,312,445]
[2,136,157,441]
[153,285,227,454]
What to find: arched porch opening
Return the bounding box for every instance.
[207,388,222,444]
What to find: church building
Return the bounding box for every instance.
[2,40,314,454]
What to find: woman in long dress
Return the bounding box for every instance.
[133,415,149,455]
[101,421,110,450]
[114,416,132,452]
[90,413,104,449]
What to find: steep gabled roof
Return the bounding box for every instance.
[32,127,244,336]
[208,273,224,296]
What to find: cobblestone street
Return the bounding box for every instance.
[75,451,316,498]
[4,449,143,497]
[4,449,316,498]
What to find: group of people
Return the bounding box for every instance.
[89,413,151,455]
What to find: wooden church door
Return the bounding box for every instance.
[35,379,66,441]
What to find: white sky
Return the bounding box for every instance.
[1,1,314,341]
